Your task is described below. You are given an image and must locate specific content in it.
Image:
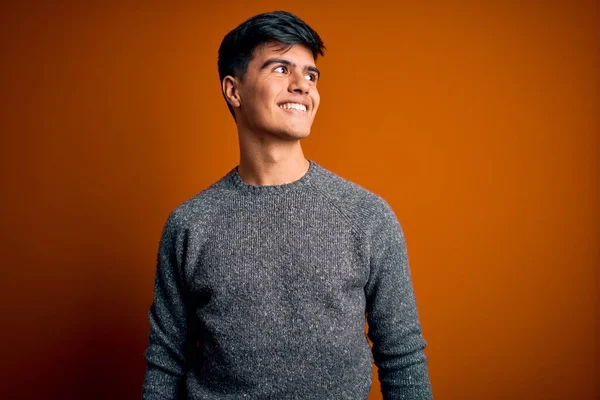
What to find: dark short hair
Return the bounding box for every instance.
[217,11,326,119]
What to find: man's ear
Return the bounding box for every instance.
[222,76,241,108]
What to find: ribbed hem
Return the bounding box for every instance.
[228,159,319,194]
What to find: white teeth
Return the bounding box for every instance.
[279,103,307,111]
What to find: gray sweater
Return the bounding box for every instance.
[142,160,432,399]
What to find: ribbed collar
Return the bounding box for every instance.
[228,159,319,194]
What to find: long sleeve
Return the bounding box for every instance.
[365,200,433,400]
[142,213,190,399]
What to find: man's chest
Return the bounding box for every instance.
[184,208,370,312]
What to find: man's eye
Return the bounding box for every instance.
[305,73,317,82]
[274,66,287,73]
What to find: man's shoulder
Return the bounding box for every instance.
[163,170,234,231]
[312,163,395,223]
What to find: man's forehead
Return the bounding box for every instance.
[252,41,316,63]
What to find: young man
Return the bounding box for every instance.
[142,11,432,400]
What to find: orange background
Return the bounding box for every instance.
[1,1,598,399]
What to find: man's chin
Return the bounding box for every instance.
[274,128,312,141]
[288,131,311,141]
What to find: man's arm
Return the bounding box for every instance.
[365,199,432,400]
[142,212,189,399]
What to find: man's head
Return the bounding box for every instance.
[218,11,325,140]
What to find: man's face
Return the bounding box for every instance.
[233,42,320,140]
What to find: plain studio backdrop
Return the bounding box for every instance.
[1,1,598,399]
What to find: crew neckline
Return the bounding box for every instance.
[229,159,318,194]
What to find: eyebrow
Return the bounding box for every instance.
[260,58,321,78]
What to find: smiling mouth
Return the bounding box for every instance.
[279,102,308,112]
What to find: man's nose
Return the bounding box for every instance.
[288,71,310,94]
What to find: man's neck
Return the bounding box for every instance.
[236,133,309,186]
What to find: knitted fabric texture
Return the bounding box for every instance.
[142,160,432,399]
